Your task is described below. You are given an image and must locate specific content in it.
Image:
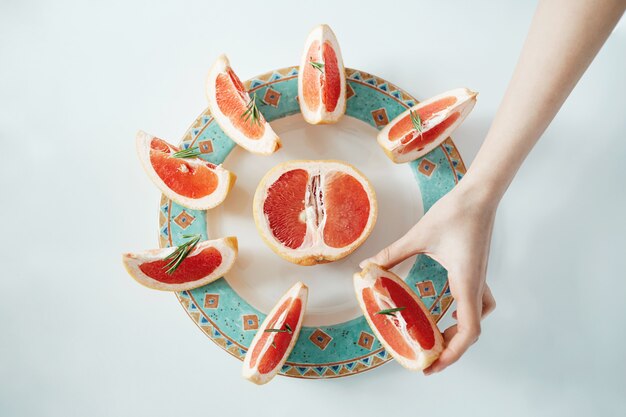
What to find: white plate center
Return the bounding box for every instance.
[206,114,423,326]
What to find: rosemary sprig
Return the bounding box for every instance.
[409,109,423,134]
[264,323,293,334]
[376,307,406,317]
[171,147,201,159]
[309,60,325,73]
[241,93,262,126]
[163,234,202,275]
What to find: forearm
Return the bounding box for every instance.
[463,0,624,201]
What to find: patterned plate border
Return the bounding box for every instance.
[157,67,467,379]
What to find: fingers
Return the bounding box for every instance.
[481,284,496,318]
[424,289,482,375]
[451,284,496,319]
[359,226,426,269]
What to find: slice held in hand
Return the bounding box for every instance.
[123,236,238,292]
[242,282,308,385]
[354,263,444,371]
[298,24,346,124]
[377,88,477,163]
[136,131,235,210]
[253,160,377,266]
[206,54,281,155]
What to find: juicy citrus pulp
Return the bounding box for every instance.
[122,237,238,292]
[254,160,376,265]
[302,40,342,113]
[149,137,219,198]
[138,246,222,285]
[242,282,308,385]
[362,276,436,359]
[377,88,477,163]
[298,24,346,124]
[215,67,265,140]
[206,55,280,155]
[248,297,303,374]
[354,263,443,370]
[136,130,234,210]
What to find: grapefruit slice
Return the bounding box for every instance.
[122,236,238,292]
[377,88,477,163]
[253,160,377,266]
[354,263,444,371]
[136,131,235,210]
[298,24,346,124]
[242,282,308,385]
[206,54,281,155]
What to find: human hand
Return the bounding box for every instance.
[360,179,498,375]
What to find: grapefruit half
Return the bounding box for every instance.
[377,88,477,163]
[242,282,308,385]
[253,160,377,266]
[354,263,444,371]
[206,54,281,155]
[136,131,235,210]
[298,24,346,125]
[123,237,238,292]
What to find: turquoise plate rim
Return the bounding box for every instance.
[158,66,467,379]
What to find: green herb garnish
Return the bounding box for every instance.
[163,234,202,275]
[241,93,262,126]
[409,109,423,134]
[264,323,293,334]
[171,147,201,159]
[309,60,325,73]
[375,307,406,317]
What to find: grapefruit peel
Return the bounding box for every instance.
[206,54,281,155]
[298,24,347,125]
[136,130,235,210]
[253,160,377,266]
[354,263,444,371]
[377,88,477,163]
[123,237,238,292]
[242,282,308,385]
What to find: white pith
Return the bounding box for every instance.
[377,87,477,164]
[242,282,308,385]
[353,263,444,371]
[205,54,280,155]
[253,160,377,265]
[135,130,234,210]
[298,24,346,125]
[122,237,238,292]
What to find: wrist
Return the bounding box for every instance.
[455,170,504,212]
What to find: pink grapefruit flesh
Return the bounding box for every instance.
[206,55,280,155]
[138,246,222,285]
[122,237,238,292]
[263,169,309,250]
[136,131,235,210]
[354,263,444,371]
[298,25,346,124]
[148,138,219,198]
[215,68,265,140]
[253,160,377,266]
[377,88,477,163]
[242,282,308,385]
[323,172,370,248]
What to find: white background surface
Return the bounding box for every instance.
[1,1,625,416]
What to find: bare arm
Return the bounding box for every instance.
[467,0,625,198]
[362,0,625,375]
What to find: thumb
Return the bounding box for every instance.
[359,225,427,269]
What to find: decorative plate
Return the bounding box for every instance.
[158,67,466,379]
